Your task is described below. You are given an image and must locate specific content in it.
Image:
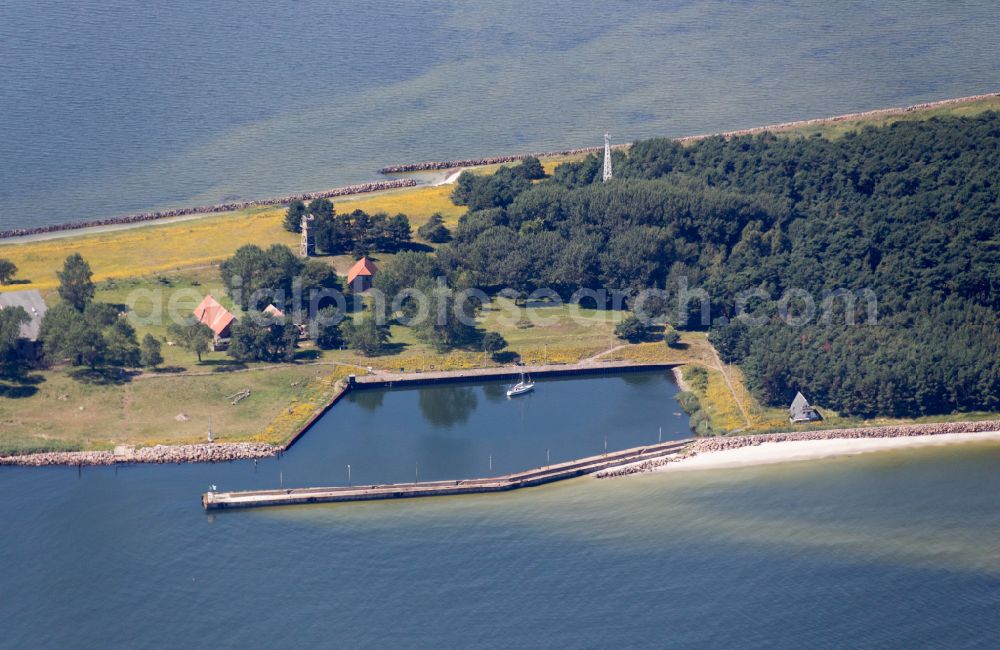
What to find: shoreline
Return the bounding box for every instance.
[660,431,1000,472]
[671,366,690,392]
[0,178,417,242]
[3,91,996,244]
[597,420,1000,478]
[379,92,1000,173]
[0,442,280,468]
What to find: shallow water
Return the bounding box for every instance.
[2,1,1000,228]
[2,373,999,647]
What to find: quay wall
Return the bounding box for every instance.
[280,382,351,452]
[379,92,1000,174]
[352,362,674,389]
[0,179,416,241]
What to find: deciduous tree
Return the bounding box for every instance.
[344,312,390,356]
[140,334,164,368]
[167,318,214,362]
[283,200,307,233]
[0,306,29,359]
[57,253,95,310]
[481,331,507,360]
[417,213,451,243]
[0,258,17,285]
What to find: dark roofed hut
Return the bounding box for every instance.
[789,392,821,423]
[0,289,48,360]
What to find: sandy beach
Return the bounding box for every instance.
[660,430,1000,472]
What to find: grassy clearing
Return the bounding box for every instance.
[602,331,717,366]
[459,154,590,178]
[480,298,623,353]
[334,183,465,229]
[91,269,240,369]
[321,297,627,372]
[0,184,461,294]
[0,206,295,293]
[0,364,353,454]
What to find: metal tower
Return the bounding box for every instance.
[300,214,316,257]
[602,133,613,183]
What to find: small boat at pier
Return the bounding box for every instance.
[506,373,535,398]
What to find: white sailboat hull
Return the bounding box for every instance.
[506,383,535,397]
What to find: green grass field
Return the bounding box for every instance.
[0,363,348,454]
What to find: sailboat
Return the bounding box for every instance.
[506,372,535,398]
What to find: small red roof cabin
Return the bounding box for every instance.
[347,257,378,293]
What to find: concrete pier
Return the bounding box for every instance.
[202,438,694,510]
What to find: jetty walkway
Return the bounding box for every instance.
[202,438,694,510]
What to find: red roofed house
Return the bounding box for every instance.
[193,295,237,349]
[346,257,378,293]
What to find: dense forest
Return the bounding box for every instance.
[428,113,1000,418]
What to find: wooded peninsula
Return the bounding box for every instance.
[1,97,999,457]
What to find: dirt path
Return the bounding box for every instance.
[584,344,630,363]
[709,346,752,429]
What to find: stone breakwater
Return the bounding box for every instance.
[674,92,1000,144]
[596,419,1000,478]
[0,442,280,467]
[378,145,630,174]
[380,92,1000,175]
[688,420,1000,453]
[0,179,416,240]
[594,456,683,479]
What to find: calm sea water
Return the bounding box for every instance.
[2,1,1000,229]
[4,4,1000,645]
[2,373,1000,648]
[292,371,691,485]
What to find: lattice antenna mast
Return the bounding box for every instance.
[300,213,316,257]
[602,133,613,183]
